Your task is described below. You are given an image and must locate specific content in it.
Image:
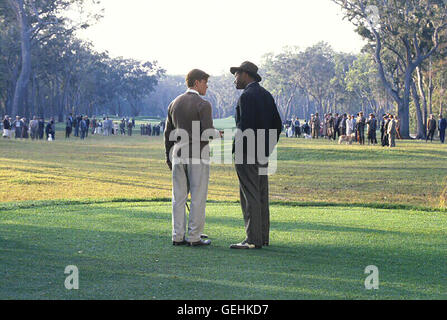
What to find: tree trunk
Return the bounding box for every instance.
[428,57,433,115]
[9,0,32,117]
[398,69,413,139]
[411,80,425,139]
[416,67,428,134]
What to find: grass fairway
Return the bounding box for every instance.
[1,200,446,299]
[0,129,446,208]
[0,123,446,299]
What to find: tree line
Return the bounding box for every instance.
[0,0,164,122]
[150,1,447,139]
[1,1,446,139]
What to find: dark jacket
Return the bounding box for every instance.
[81,119,90,132]
[45,122,54,136]
[366,118,377,133]
[233,82,282,163]
[427,118,437,131]
[3,119,11,130]
[439,118,446,131]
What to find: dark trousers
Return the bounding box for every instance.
[235,163,270,247]
[31,128,38,140]
[358,130,365,144]
[440,130,446,143]
[333,127,338,140]
[368,131,377,144]
[382,133,389,146]
[426,129,435,142]
[65,127,72,138]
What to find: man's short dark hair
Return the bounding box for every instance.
[186,69,210,88]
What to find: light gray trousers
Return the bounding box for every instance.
[172,162,210,243]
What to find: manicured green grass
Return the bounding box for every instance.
[1,119,446,299]
[1,200,446,299]
[0,127,446,208]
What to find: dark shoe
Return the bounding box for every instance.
[263,242,269,247]
[200,234,209,239]
[173,240,187,246]
[188,239,211,247]
[230,241,262,249]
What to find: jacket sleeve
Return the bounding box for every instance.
[199,100,218,139]
[271,98,283,142]
[164,103,175,161]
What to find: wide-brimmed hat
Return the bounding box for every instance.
[230,61,262,82]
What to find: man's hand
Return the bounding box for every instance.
[166,160,172,171]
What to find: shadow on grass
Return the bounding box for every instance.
[93,206,412,237]
[1,210,446,299]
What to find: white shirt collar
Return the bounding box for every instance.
[186,88,200,95]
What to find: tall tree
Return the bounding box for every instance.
[6,0,100,117]
[333,0,447,138]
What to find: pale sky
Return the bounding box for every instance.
[75,0,366,76]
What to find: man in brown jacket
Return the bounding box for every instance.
[164,69,219,247]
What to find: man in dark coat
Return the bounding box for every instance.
[38,118,45,139]
[380,114,386,145]
[85,116,90,137]
[426,114,437,142]
[439,114,446,144]
[3,115,11,138]
[334,113,341,140]
[74,115,82,137]
[357,112,366,145]
[66,115,73,138]
[340,114,347,136]
[80,116,88,140]
[293,117,301,138]
[127,120,133,136]
[382,115,390,147]
[45,119,55,140]
[366,114,377,145]
[229,61,282,250]
[302,120,310,135]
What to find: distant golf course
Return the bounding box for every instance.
[0,118,446,299]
